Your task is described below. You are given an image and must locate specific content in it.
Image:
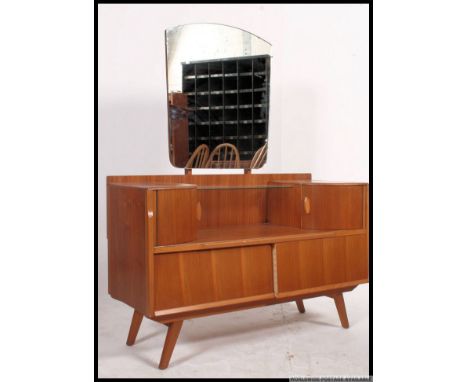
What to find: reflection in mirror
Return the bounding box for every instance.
[165,23,271,169]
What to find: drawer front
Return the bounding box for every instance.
[153,245,274,311]
[276,234,368,293]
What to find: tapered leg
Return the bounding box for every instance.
[159,321,184,370]
[331,293,350,329]
[126,310,144,346]
[295,299,306,313]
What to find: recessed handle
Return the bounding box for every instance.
[148,210,154,218]
[303,197,311,214]
[196,202,202,221]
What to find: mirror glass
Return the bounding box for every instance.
[165,23,271,169]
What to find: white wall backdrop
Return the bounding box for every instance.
[98,4,369,294]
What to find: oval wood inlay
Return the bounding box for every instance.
[196,202,202,221]
[304,197,311,214]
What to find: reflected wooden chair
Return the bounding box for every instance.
[185,144,209,168]
[206,143,240,169]
[250,143,267,169]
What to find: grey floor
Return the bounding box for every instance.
[98,284,369,378]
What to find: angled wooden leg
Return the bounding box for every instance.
[159,321,184,370]
[126,310,144,346]
[295,299,306,313]
[331,293,350,329]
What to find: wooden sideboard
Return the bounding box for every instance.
[107,173,369,369]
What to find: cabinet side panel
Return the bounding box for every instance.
[108,185,147,314]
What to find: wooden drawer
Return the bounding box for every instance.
[276,234,368,294]
[153,245,274,311]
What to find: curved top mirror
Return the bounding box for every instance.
[165,23,271,169]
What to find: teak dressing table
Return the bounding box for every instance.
[106,23,368,369]
[107,173,369,369]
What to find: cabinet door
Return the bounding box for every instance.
[155,188,198,245]
[301,184,365,230]
[276,234,368,295]
[153,245,274,311]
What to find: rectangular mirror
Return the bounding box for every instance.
[165,23,271,169]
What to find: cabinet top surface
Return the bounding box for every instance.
[107,173,313,190]
[107,182,198,190]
